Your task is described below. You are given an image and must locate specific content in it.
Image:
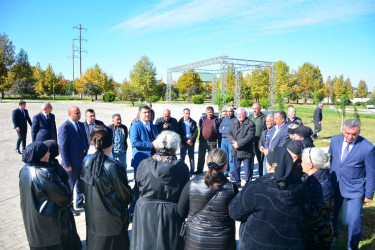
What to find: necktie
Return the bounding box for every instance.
[46,115,51,127]
[22,109,25,117]
[76,122,83,141]
[342,142,351,162]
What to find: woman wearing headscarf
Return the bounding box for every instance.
[286,140,305,179]
[294,126,315,148]
[20,142,72,250]
[302,147,334,250]
[81,125,134,250]
[177,148,238,250]
[44,139,82,249]
[131,131,190,250]
[229,146,310,250]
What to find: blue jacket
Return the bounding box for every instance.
[329,134,375,199]
[265,122,289,150]
[31,112,57,142]
[129,121,158,168]
[58,120,89,169]
[219,116,236,138]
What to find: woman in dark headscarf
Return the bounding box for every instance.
[20,142,73,250]
[229,146,310,250]
[286,140,305,179]
[81,125,134,250]
[294,126,315,148]
[44,140,82,250]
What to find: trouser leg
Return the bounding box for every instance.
[75,172,85,205]
[197,140,208,172]
[263,157,268,175]
[253,140,262,176]
[332,184,344,236]
[346,198,363,250]
[232,157,242,186]
[221,139,233,175]
[180,144,187,164]
[313,122,322,138]
[16,130,22,150]
[21,131,27,150]
[187,143,195,173]
[243,158,253,183]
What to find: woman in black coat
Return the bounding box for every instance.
[229,146,310,250]
[177,148,238,250]
[20,142,73,250]
[302,147,334,250]
[81,125,134,250]
[131,131,190,250]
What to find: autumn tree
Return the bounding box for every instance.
[130,56,157,98]
[83,82,101,101]
[43,64,58,96]
[247,68,269,102]
[356,80,368,98]
[344,77,354,99]
[0,33,16,98]
[333,75,346,99]
[324,76,334,103]
[120,82,143,106]
[176,70,202,94]
[274,61,292,102]
[295,62,323,103]
[75,64,115,95]
[33,63,45,96]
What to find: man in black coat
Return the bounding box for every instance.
[155,108,178,134]
[83,109,105,145]
[31,102,57,143]
[12,100,32,154]
[227,108,256,187]
[312,103,323,139]
[177,108,198,175]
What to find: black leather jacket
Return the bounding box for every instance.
[19,163,72,248]
[82,154,134,236]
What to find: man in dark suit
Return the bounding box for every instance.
[31,102,57,142]
[312,103,323,139]
[83,109,105,145]
[12,100,32,154]
[58,106,89,215]
[329,119,375,250]
[263,110,289,157]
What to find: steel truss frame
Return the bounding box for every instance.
[167,56,275,108]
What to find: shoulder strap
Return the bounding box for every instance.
[186,186,222,223]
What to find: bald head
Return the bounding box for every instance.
[68,106,81,122]
[163,109,171,121]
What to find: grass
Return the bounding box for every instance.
[332,201,375,250]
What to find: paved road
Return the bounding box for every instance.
[1,100,256,249]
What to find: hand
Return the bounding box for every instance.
[260,146,264,152]
[16,127,20,131]
[163,123,169,129]
[319,121,321,125]
[187,139,193,146]
[263,149,269,156]
[65,166,72,171]
[364,198,373,203]
[232,141,240,149]
[152,141,156,148]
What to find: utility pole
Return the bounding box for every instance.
[68,41,79,81]
[73,24,87,77]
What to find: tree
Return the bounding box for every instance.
[83,82,101,101]
[54,73,68,95]
[176,69,202,94]
[154,78,166,99]
[356,80,368,98]
[344,77,354,99]
[295,62,323,103]
[324,76,334,103]
[0,33,16,98]
[247,68,269,102]
[75,64,115,95]
[333,75,346,100]
[65,81,76,95]
[43,64,58,96]
[120,83,143,106]
[11,48,33,82]
[274,60,292,102]
[186,85,201,97]
[33,63,45,96]
[11,79,36,98]
[130,56,157,97]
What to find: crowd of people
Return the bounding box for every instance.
[14,100,374,250]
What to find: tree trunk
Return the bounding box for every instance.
[1,91,4,99]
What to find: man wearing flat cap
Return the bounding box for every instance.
[12,100,32,154]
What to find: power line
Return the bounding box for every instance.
[73,24,87,78]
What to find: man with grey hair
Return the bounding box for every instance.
[31,102,57,142]
[259,114,274,175]
[286,106,303,125]
[312,103,323,139]
[219,106,236,178]
[329,119,375,249]
[227,107,255,187]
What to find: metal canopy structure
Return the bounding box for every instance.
[166,56,276,108]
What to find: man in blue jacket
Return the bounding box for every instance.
[31,102,57,142]
[329,119,375,250]
[219,106,236,177]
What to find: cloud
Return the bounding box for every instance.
[112,0,375,35]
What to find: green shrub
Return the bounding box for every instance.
[355,102,363,106]
[191,95,204,104]
[259,97,271,110]
[240,99,252,107]
[149,95,160,102]
[103,91,116,102]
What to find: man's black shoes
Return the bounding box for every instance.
[71,208,80,216]
[15,149,22,155]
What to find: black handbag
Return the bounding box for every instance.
[179,188,222,237]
